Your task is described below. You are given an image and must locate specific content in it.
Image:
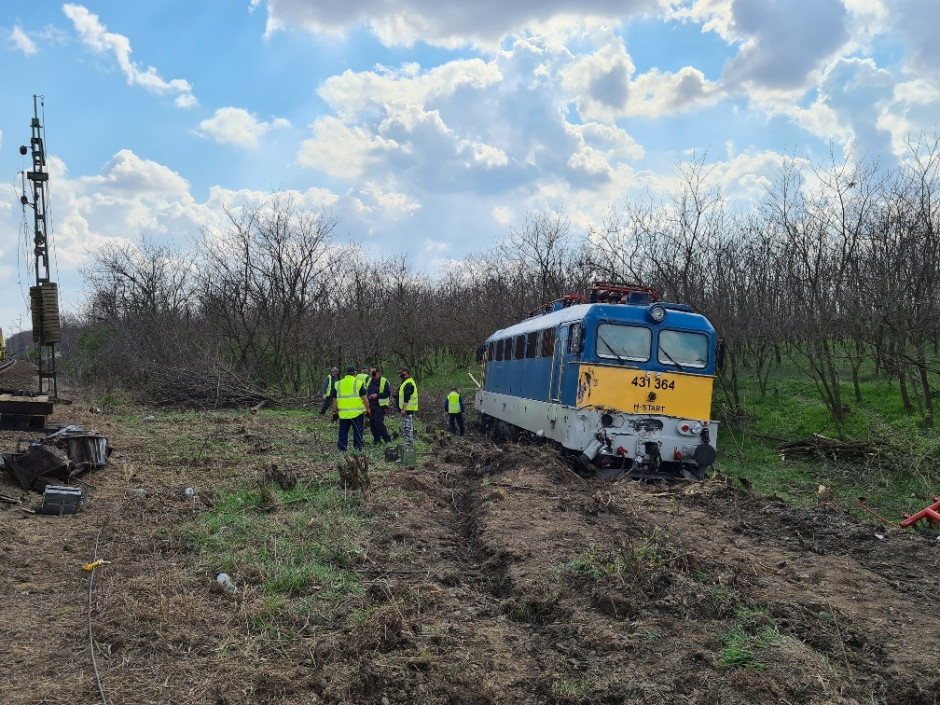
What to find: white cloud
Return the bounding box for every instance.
[81,150,190,198]
[423,239,449,253]
[10,26,38,55]
[562,36,634,122]
[198,107,291,149]
[298,117,402,180]
[722,0,850,91]
[259,0,659,48]
[626,66,722,116]
[889,0,940,79]
[300,40,625,196]
[62,4,197,107]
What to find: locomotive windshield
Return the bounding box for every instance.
[596,323,651,361]
[657,330,709,368]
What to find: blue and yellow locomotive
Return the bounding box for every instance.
[475,284,718,479]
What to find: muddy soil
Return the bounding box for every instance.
[1,391,938,705]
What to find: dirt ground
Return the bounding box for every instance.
[1,373,939,704]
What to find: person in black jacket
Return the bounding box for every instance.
[366,365,392,444]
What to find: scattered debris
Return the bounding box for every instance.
[82,558,111,571]
[1,425,111,493]
[215,571,238,594]
[900,496,940,531]
[337,454,371,494]
[779,434,885,462]
[2,444,69,492]
[264,463,297,491]
[144,364,271,409]
[38,485,84,515]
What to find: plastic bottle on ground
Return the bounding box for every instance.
[215,571,237,594]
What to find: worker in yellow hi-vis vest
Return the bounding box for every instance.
[444,386,465,436]
[332,365,370,452]
[397,368,418,446]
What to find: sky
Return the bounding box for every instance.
[1,0,938,336]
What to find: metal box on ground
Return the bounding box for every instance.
[400,445,416,467]
[39,485,84,515]
[60,434,109,470]
[384,445,399,461]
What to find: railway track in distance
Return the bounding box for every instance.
[0,358,16,375]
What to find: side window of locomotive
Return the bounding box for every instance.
[540,327,555,356]
[526,331,538,358]
[597,323,651,361]
[495,339,504,361]
[658,330,709,368]
[568,322,583,355]
[515,335,526,359]
[488,342,495,362]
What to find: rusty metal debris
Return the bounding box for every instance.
[1,425,110,493]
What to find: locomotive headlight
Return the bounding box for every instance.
[690,421,702,435]
[649,304,666,323]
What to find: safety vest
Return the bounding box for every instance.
[447,391,462,414]
[324,375,336,396]
[336,375,365,419]
[399,378,419,412]
[356,373,369,389]
[377,377,390,407]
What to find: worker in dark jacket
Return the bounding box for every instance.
[444,386,465,436]
[366,365,392,444]
[319,367,339,414]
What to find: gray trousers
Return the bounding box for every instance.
[400,412,414,446]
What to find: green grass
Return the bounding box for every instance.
[180,474,370,635]
[717,351,940,523]
[714,607,782,669]
[551,673,596,697]
[553,527,675,586]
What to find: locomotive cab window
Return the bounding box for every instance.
[657,330,708,368]
[515,335,526,359]
[568,322,583,355]
[596,323,651,361]
[495,339,504,361]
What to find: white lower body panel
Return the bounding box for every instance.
[475,389,717,475]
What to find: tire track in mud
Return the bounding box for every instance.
[359,450,585,705]
[425,462,555,704]
[341,448,940,705]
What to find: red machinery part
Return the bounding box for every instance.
[900,496,940,529]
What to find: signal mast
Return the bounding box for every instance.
[19,95,61,399]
